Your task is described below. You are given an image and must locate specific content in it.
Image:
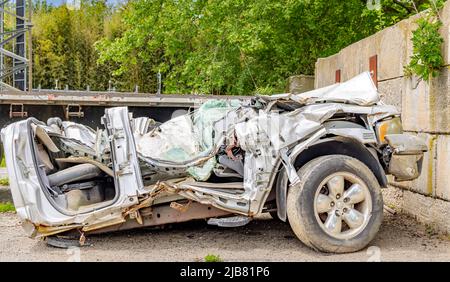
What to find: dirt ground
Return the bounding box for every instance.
[0,211,449,262]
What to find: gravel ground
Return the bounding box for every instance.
[0,211,449,262]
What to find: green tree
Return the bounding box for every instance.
[97,0,438,95]
[31,0,444,94]
[32,0,116,90]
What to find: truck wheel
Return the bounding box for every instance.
[287,155,383,253]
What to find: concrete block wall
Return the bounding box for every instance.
[315,2,450,87]
[314,2,450,231]
[287,75,315,94]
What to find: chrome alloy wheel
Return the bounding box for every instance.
[313,172,372,240]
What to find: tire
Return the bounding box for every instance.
[287,155,383,253]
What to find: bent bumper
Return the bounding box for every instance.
[385,134,427,182]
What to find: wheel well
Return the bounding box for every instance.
[293,137,387,188]
[273,136,387,222]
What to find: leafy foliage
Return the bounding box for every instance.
[405,0,445,82]
[32,0,117,90]
[0,178,8,186]
[204,254,222,262]
[32,0,443,94]
[0,202,15,213]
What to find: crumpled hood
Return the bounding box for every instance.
[261,72,380,106]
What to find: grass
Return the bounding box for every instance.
[204,254,223,262]
[0,178,8,186]
[0,157,5,168]
[0,202,15,212]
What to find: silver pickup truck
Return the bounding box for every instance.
[0,72,427,253]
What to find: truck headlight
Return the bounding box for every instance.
[375,117,403,143]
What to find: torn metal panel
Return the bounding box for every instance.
[261,72,379,106]
[388,154,423,182]
[385,134,428,154]
[104,107,145,196]
[385,134,427,182]
[61,121,97,148]
[32,124,60,153]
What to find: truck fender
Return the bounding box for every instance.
[276,136,388,222]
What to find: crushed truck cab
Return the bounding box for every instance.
[0,72,427,253]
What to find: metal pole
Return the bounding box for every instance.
[157,71,161,95]
[0,0,30,92]
[27,0,32,92]
[0,4,3,91]
[14,0,26,91]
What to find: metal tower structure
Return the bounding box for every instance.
[0,0,32,92]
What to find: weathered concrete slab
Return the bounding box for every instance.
[436,135,450,201]
[287,75,315,94]
[378,78,403,112]
[401,77,432,132]
[402,69,450,133]
[377,22,409,81]
[440,2,450,65]
[315,55,338,88]
[340,38,373,82]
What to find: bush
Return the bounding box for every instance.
[204,254,223,262]
[0,178,9,186]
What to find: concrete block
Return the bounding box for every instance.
[287,75,315,94]
[377,22,409,81]
[402,77,431,132]
[340,39,371,82]
[378,78,403,112]
[436,135,450,201]
[315,54,338,88]
[440,1,450,65]
[402,68,450,133]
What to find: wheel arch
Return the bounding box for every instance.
[275,136,387,222]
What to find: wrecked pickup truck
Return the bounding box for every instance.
[0,72,427,253]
